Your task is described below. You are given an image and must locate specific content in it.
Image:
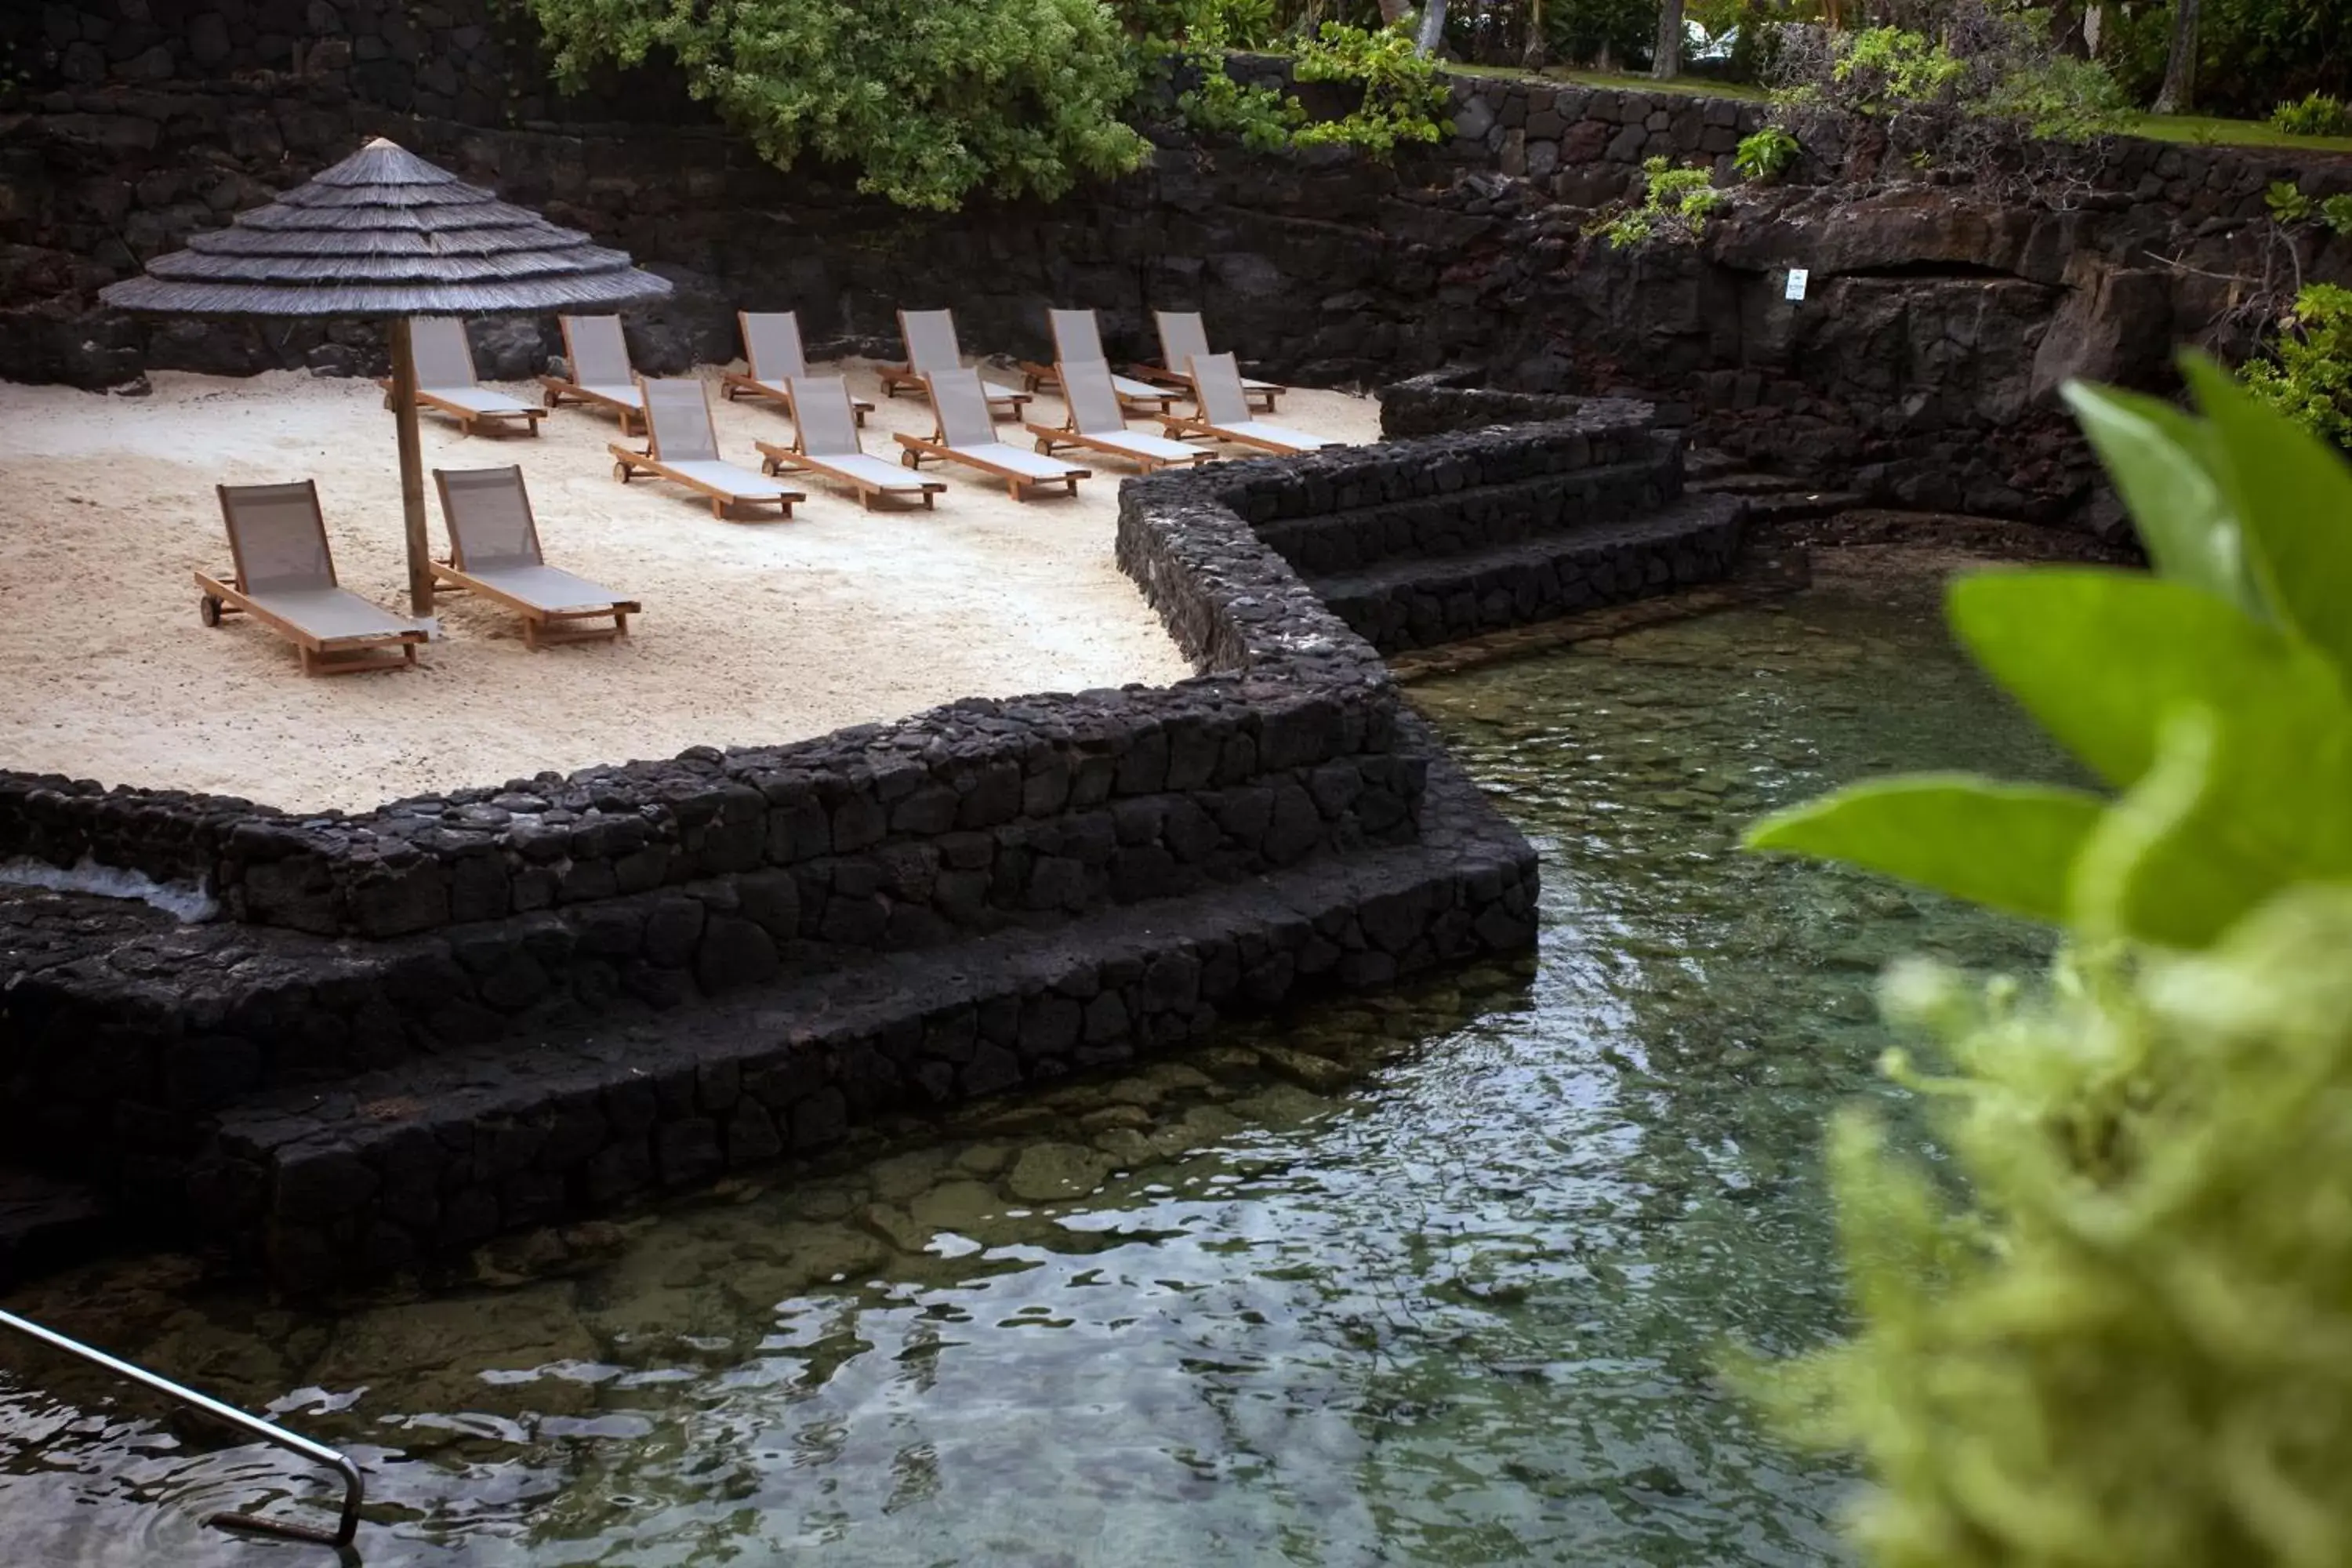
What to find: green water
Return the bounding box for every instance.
[0,572,2065,1566]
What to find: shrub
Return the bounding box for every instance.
[1291,21,1451,155]
[521,0,1150,211]
[2272,90,2352,137]
[1165,3,1306,151]
[2242,283,2352,451]
[1742,362,2352,1565]
[1165,17,1449,160]
[1769,1,2125,196]
[2264,183,2352,234]
[1602,155,1730,248]
[1733,125,1802,180]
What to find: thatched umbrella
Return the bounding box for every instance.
[101,137,671,615]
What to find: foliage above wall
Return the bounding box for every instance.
[2242,284,2352,452]
[520,0,1152,210]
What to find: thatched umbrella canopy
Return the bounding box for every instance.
[103,137,672,614]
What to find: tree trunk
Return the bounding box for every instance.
[2048,0,2088,58]
[1377,0,1412,24]
[1653,0,1685,78]
[1415,0,1450,55]
[2153,0,2198,114]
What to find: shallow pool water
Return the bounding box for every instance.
[0,568,2069,1566]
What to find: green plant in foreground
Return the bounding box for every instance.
[2272,91,2352,139]
[520,0,1149,210]
[1740,887,2352,1568]
[1733,125,1801,181]
[1749,356,2352,948]
[2244,283,2352,452]
[1738,362,2352,1565]
[1603,156,1729,249]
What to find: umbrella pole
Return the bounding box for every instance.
[387,315,434,616]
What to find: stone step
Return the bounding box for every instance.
[1254,455,1679,578]
[187,747,1540,1294]
[1687,470,1817,495]
[1305,495,1747,655]
[1741,488,1867,523]
[0,1171,118,1286]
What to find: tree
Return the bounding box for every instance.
[522,0,1149,212]
[1415,0,1450,53]
[2154,0,2199,112]
[1654,0,1686,77]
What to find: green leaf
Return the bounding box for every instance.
[1946,568,2332,789]
[1951,568,2352,931]
[1744,775,2107,921]
[2181,353,2352,681]
[2063,707,2267,946]
[2059,380,2259,617]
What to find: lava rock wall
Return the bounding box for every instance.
[7,2,2352,530]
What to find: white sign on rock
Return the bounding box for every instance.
[1784,268,1810,302]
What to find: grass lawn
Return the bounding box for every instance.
[1445,61,1771,101]
[2127,112,2352,155]
[1345,54,2352,157]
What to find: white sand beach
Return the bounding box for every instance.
[0,362,1379,813]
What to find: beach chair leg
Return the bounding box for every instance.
[922,490,935,510]
[523,618,540,651]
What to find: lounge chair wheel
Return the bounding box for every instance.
[613,461,630,481]
[901,450,919,470]
[200,595,223,627]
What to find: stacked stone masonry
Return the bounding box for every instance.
[0,403,1752,1289]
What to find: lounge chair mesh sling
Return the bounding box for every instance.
[1029,360,1214,474]
[723,310,874,425]
[198,481,429,674]
[755,376,946,510]
[896,367,1091,500]
[1016,310,1181,414]
[1164,353,1338,456]
[612,377,804,520]
[433,465,640,646]
[881,309,1030,418]
[1142,311,1283,412]
[389,317,544,437]
[540,314,646,434]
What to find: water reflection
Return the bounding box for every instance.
[0,569,2065,1566]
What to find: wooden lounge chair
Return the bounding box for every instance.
[1014,310,1182,415]
[1163,354,1339,456]
[721,310,874,426]
[538,315,646,435]
[1136,311,1284,412]
[431,464,640,647]
[753,375,946,510]
[611,377,804,521]
[1028,359,1215,474]
[880,309,1031,419]
[895,368,1091,500]
[381,317,544,437]
[197,481,428,675]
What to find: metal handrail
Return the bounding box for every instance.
[0,1306,364,1548]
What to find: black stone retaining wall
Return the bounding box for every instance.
[5,412,1740,1252]
[10,3,2352,531]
